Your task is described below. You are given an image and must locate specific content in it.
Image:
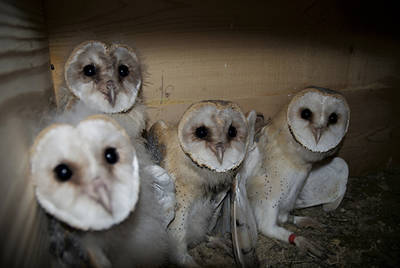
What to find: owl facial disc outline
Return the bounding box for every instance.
[65,41,142,113]
[30,116,140,231]
[177,100,250,172]
[287,88,350,153]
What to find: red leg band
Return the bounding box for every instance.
[288,233,296,245]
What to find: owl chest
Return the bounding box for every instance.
[264,147,310,211]
[241,144,263,180]
[169,160,205,199]
[275,170,308,212]
[82,194,166,266]
[173,150,229,188]
[174,169,230,200]
[109,106,146,139]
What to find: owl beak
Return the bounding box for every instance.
[106,80,116,107]
[311,127,324,145]
[87,179,113,215]
[213,143,225,165]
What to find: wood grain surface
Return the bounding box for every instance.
[0,1,54,267]
[25,0,400,175]
[0,0,53,103]
[0,2,398,267]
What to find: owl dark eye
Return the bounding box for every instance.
[195,126,208,139]
[228,125,237,138]
[328,112,338,125]
[118,65,129,77]
[83,64,96,77]
[300,108,312,121]
[105,147,119,164]
[53,163,73,182]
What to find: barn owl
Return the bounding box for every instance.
[243,87,350,256]
[63,40,146,139]
[148,100,256,266]
[29,115,175,267]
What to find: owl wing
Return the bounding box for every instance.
[252,112,271,137]
[145,165,176,228]
[295,157,348,211]
[47,217,97,268]
[245,111,257,148]
[231,110,259,267]
[231,174,259,267]
[146,120,169,165]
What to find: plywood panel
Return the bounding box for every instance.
[0,1,53,267]
[44,0,400,175]
[0,0,53,103]
[339,86,400,175]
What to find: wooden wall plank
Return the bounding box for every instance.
[0,48,49,74]
[0,1,53,267]
[0,1,44,23]
[0,38,48,54]
[44,0,400,175]
[0,1,53,103]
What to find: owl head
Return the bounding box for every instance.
[287,87,350,153]
[178,100,255,172]
[65,41,142,113]
[30,115,140,231]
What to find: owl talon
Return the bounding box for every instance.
[179,253,201,268]
[205,235,234,257]
[293,236,324,258]
[291,216,325,229]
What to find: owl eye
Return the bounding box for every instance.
[195,126,208,139]
[328,112,338,125]
[83,64,96,77]
[105,147,119,164]
[53,163,73,182]
[228,125,237,138]
[300,108,312,121]
[118,65,129,77]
